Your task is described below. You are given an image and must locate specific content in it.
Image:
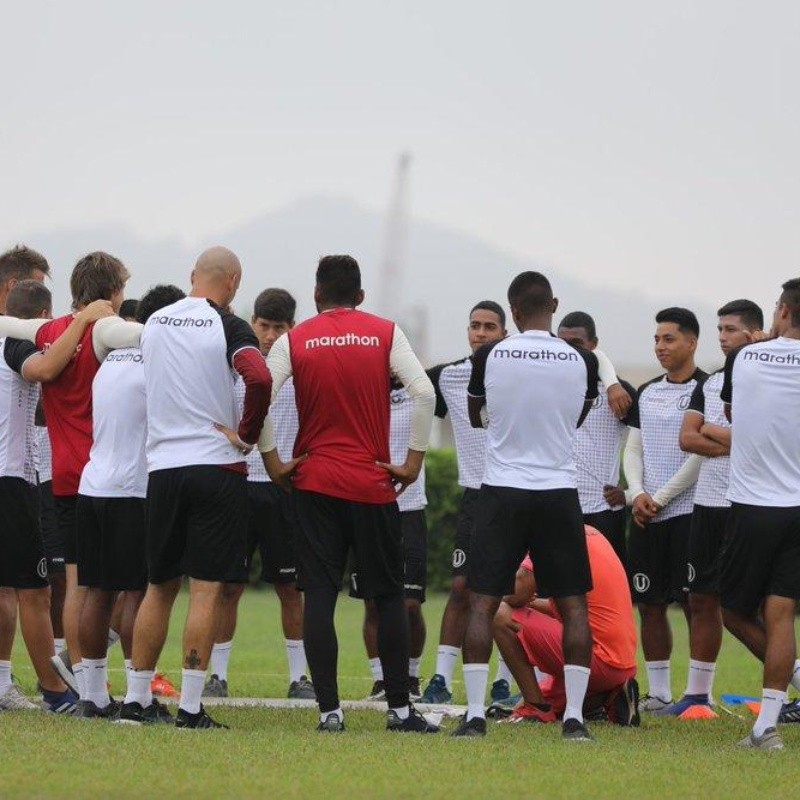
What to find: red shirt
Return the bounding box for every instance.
[288,308,396,504]
[36,316,100,496]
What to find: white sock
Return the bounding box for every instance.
[123,660,133,695]
[83,657,110,708]
[368,657,384,682]
[107,629,121,649]
[73,662,87,699]
[463,663,490,721]
[179,669,206,715]
[53,638,65,653]
[564,665,591,723]
[435,645,461,689]
[685,659,715,697]
[390,704,410,720]
[0,660,12,694]
[409,657,422,678]
[494,656,513,685]
[210,641,233,682]
[124,669,154,707]
[321,707,343,723]
[534,667,551,683]
[645,660,672,701]
[285,639,307,683]
[753,688,787,737]
[790,660,800,693]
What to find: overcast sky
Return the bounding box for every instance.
[2,1,798,307]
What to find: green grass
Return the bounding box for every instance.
[5,589,800,798]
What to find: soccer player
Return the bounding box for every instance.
[557,311,636,564]
[457,271,599,741]
[624,308,706,712]
[720,279,800,750]
[654,300,764,718]
[204,288,314,701]
[75,284,187,719]
[354,378,429,702]
[256,255,437,733]
[120,247,271,729]
[0,279,112,712]
[493,526,638,726]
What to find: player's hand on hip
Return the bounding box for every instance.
[212,422,255,456]
[376,460,420,496]
[76,299,116,323]
[606,383,632,419]
[268,454,307,492]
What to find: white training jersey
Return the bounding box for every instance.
[141,297,260,472]
[36,424,52,484]
[723,337,800,507]
[428,358,486,490]
[468,331,599,491]
[629,370,706,522]
[686,370,730,508]
[575,380,635,514]
[23,380,39,486]
[79,347,148,498]
[390,386,427,512]
[0,337,40,481]
[235,371,298,483]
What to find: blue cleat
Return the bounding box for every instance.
[420,674,452,704]
[653,693,714,718]
[490,679,511,702]
[41,687,79,715]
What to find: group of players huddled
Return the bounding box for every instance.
[0,244,798,749]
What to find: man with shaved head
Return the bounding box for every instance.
[119,247,272,729]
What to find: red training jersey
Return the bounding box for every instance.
[36,315,100,496]
[288,308,396,504]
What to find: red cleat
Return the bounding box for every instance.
[505,701,557,724]
[151,672,179,698]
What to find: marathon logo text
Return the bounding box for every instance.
[105,351,143,363]
[493,348,579,362]
[147,316,213,328]
[743,350,800,366]
[305,334,380,349]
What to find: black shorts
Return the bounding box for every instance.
[54,494,78,566]
[688,505,730,595]
[38,479,64,575]
[350,509,428,603]
[583,508,627,566]
[146,466,249,584]
[245,482,298,584]
[468,485,591,599]
[720,503,800,616]
[628,513,691,605]
[76,495,147,591]
[452,488,480,577]
[294,489,403,600]
[0,477,48,589]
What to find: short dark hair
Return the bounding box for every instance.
[558,311,597,341]
[655,307,700,338]
[780,278,800,328]
[136,284,186,324]
[316,255,361,306]
[0,245,50,284]
[507,271,553,317]
[716,299,764,331]
[469,300,505,328]
[5,280,52,319]
[254,288,296,323]
[119,299,139,320]
[70,252,129,309]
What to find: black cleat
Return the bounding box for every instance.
[451,715,487,738]
[607,678,640,727]
[562,717,594,742]
[151,697,175,724]
[316,712,345,732]
[76,699,121,720]
[175,704,228,729]
[386,706,440,733]
[116,700,173,725]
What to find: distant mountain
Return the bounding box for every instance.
[18,196,723,372]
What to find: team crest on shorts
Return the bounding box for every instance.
[37,558,48,579]
[632,572,650,593]
[687,563,696,584]
[452,549,467,569]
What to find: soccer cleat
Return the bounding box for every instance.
[151,672,179,699]
[653,693,713,718]
[41,687,79,714]
[367,680,386,701]
[0,684,39,711]
[317,712,345,732]
[487,692,523,719]
[50,650,78,695]
[562,717,594,742]
[386,706,440,733]
[606,678,641,727]
[116,700,173,725]
[778,699,800,724]
[420,674,452,704]
[505,701,557,724]
[176,704,229,729]
[490,678,511,702]
[638,693,671,713]
[451,715,487,737]
[737,727,783,751]
[409,676,422,702]
[75,699,121,720]
[201,674,228,698]
[288,675,316,700]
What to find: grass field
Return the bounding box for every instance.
[4,588,800,798]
